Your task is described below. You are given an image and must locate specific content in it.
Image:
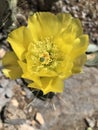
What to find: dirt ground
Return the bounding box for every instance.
[0,0,98,130]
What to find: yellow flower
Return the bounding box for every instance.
[2,12,88,94]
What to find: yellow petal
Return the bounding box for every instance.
[18,61,27,73]
[41,77,64,94]
[57,13,72,28]
[23,73,42,87]
[18,61,42,86]
[72,54,87,73]
[2,51,22,79]
[70,18,83,37]
[28,12,59,39]
[54,37,73,54]
[54,16,83,55]
[55,14,83,44]
[36,68,57,77]
[29,77,64,94]
[7,26,26,60]
[71,34,88,59]
[62,18,83,38]
[59,61,73,79]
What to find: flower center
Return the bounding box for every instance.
[29,37,64,72]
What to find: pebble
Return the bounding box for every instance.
[85,117,95,128]
[0,48,6,59]
[20,124,35,130]
[35,112,45,125]
[11,98,19,107]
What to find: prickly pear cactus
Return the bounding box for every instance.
[0,0,12,29]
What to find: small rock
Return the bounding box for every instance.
[28,106,33,113]
[11,98,19,107]
[16,13,27,26]
[21,90,26,96]
[31,120,36,126]
[20,124,35,130]
[35,112,45,125]
[0,48,6,59]
[85,117,95,128]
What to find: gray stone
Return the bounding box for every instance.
[32,67,98,130]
